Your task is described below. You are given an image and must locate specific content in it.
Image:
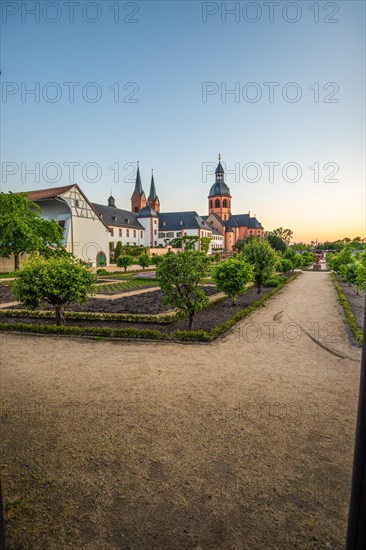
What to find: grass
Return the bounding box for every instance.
[96,279,158,294]
[0,273,15,279]
[330,271,363,346]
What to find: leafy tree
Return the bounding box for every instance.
[117,255,134,272]
[266,233,287,253]
[138,252,150,270]
[354,262,366,295]
[200,236,212,255]
[0,192,63,271]
[299,252,314,267]
[182,235,200,250]
[169,237,182,249]
[214,252,221,263]
[242,238,277,293]
[268,227,293,245]
[329,245,354,273]
[156,251,210,329]
[13,256,96,325]
[276,258,293,275]
[214,258,253,305]
[114,241,123,261]
[340,262,359,287]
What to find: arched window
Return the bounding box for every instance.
[223,199,228,208]
[215,199,220,208]
[209,200,213,209]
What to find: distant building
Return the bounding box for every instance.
[16,156,263,269]
[25,184,111,267]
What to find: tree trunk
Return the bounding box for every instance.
[188,313,194,330]
[14,254,20,272]
[55,305,65,325]
[257,283,261,294]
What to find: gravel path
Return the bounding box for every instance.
[0,272,361,549]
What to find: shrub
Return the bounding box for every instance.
[214,258,253,305]
[241,238,277,293]
[13,256,97,325]
[276,258,293,275]
[156,250,210,329]
[116,255,133,272]
[137,253,150,270]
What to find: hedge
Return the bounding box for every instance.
[0,273,300,342]
[330,272,363,346]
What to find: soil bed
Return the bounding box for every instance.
[2,284,279,333]
[335,274,364,329]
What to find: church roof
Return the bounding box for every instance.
[158,211,211,231]
[233,214,263,228]
[138,206,158,218]
[148,172,158,202]
[215,160,225,175]
[132,163,144,197]
[208,181,231,197]
[92,202,144,229]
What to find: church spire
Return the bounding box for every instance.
[134,161,143,196]
[131,161,146,213]
[147,169,160,213]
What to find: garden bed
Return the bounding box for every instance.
[0,274,299,340]
[334,274,364,330]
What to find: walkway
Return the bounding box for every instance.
[0,272,361,549]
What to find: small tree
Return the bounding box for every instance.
[276,258,293,275]
[242,238,277,293]
[266,233,287,253]
[117,255,133,272]
[13,256,96,325]
[156,251,209,329]
[0,192,63,271]
[214,258,253,305]
[138,252,150,270]
[114,241,123,261]
[200,236,212,255]
[182,235,199,250]
[354,262,366,295]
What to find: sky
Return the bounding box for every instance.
[0,0,365,243]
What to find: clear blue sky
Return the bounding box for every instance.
[1,0,365,242]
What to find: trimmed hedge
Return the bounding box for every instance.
[0,308,175,324]
[330,272,363,346]
[0,273,300,342]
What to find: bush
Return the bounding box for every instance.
[156,250,210,329]
[264,275,287,287]
[241,238,277,293]
[137,253,150,270]
[116,255,133,272]
[276,258,293,274]
[13,256,97,325]
[214,258,253,305]
[96,268,109,276]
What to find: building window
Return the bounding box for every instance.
[133,230,136,238]
[223,199,228,208]
[134,207,138,213]
[154,229,157,235]
[140,231,143,238]
[75,199,80,208]
[209,200,213,209]
[126,229,129,237]
[215,199,220,208]
[119,228,122,237]
[110,228,114,236]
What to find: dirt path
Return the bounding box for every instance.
[0,272,361,549]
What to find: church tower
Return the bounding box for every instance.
[208,155,232,221]
[131,162,147,213]
[147,170,160,213]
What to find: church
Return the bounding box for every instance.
[93,156,264,254]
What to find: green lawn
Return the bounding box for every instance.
[96,279,158,295]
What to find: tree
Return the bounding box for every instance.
[277,258,293,275]
[0,192,63,271]
[13,256,96,325]
[268,227,293,245]
[200,236,212,255]
[138,252,150,270]
[266,233,287,253]
[299,252,314,267]
[182,235,199,250]
[117,255,133,272]
[354,262,366,295]
[156,251,210,329]
[241,238,277,293]
[114,241,123,261]
[329,245,354,273]
[214,258,253,305]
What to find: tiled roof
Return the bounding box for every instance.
[92,203,144,229]
[158,211,212,231]
[25,185,75,201]
[233,214,263,229]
